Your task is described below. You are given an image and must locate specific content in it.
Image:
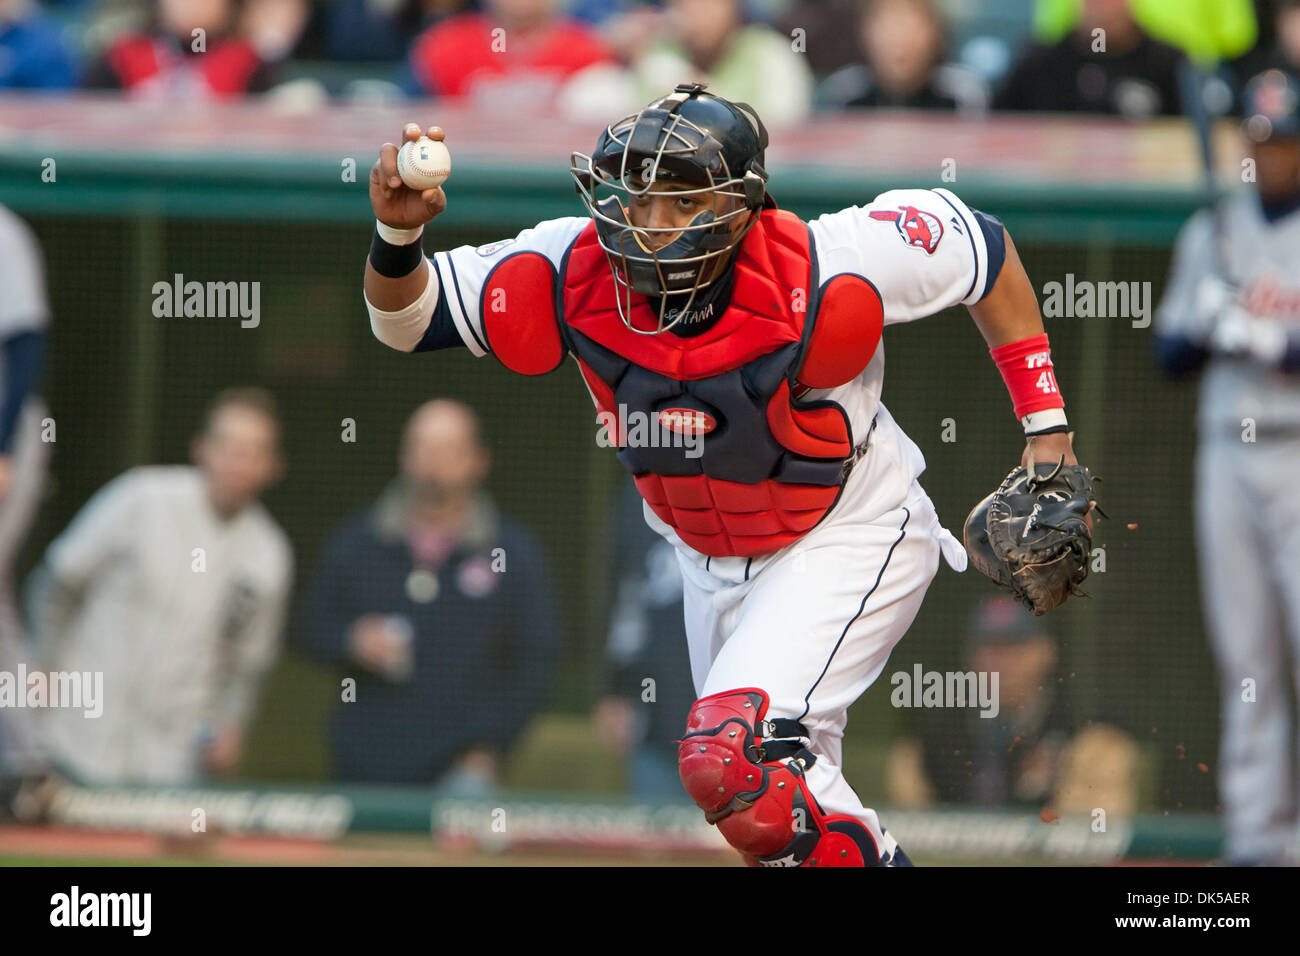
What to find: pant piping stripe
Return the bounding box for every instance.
[797,506,911,724]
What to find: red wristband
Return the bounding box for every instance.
[990,333,1065,423]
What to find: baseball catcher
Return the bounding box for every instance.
[363,83,1096,866]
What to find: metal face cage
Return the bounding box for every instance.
[570,90,767,335]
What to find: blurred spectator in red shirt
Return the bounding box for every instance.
[407,0,614,107]
[83,0,289,100]
[994,0,1184,117]
[816,0,988,112]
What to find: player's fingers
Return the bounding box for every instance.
[402,122,422,142]
[427,126,445,140]
[378,142,400,190]
[369,159,392,200]
[423,187,447,214]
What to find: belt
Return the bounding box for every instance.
[841,413,878,482]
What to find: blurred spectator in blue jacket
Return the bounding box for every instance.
[569,0,656,29]
[301,400,561,793]
[816,0,988,112]
[0,0,78,91]
[321,0,476,63]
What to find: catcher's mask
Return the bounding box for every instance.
[570,82,771,334]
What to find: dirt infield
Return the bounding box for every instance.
[0,824,740,867]
[1,824,1200,866]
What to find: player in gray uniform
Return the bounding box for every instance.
[0,204,51,784]
[1154,69,1300,865]
[26,389,293,785]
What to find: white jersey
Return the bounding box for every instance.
[0,205,49,341]
[1156,191,1300,435]
[429,187,992,560]
[33,466,293,784]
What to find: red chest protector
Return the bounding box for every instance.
[480,209,884,557]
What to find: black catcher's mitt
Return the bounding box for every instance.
[963,455,1101,616]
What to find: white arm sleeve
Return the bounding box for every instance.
[30,470,143,660]
[366,259,440,352]
[0,205,50,335]
[46,470,143,587]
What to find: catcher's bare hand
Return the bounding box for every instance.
[1020,430,1077,469]
[1020,431,1091,530]
[370,124,448,229]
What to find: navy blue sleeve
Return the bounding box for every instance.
[0,330,46,454]
[298,519,365,666]
[1282,333,1300,374]
[411,290,468,353]
[971,210,1007,300]
[1152,332,1211,380]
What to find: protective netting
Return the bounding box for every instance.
[15,212,1214,813]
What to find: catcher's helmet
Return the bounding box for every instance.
[570,82,771,334]
[1242,68,1300,143]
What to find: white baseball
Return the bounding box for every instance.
[397,137,451,191]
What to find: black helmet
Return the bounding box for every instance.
[570,83,771,334]
[1242,68,1300,142]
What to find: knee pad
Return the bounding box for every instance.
[678,688,904,867]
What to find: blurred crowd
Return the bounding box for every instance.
[0,0,1297,123]
[0,380,564,797]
